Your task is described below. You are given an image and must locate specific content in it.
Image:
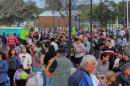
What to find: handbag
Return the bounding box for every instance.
[48,60,57,73]
[45,56,57,73]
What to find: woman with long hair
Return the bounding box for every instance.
[7,49,20,86]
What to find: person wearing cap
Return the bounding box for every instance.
[117,62,130,86]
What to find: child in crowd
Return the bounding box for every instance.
[13,65,29,86]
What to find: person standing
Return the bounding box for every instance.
[19,46,32,74]
[31,41,43,86]
[0,51,9,86]
[7,33,18,49]
[113,51,123,68]
[13,65,29,86]
[7,49,20,86]
[69,55,98,86]
[73,38,86,68]
[117,62,130,86]
[95,53,110,76]
[46,48,73,86]
[1,32,7,52]
[119,51,130,68]
[83,36,91,53]
[44,38,58,66]
[102,40,116,70]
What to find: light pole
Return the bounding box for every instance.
[127,0,129,29]
[68,0,72,58]
[90,0,93,45]
[122,0,126,27]
[78,13,81,32]
[100,0,103,29]
[116,6,119,29]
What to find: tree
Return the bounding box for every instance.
[46,0,63,11]
[46,0,86,16]
[118,1,130,26]
[0,0,43,26]
[87,1,117,28]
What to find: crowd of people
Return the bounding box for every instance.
[0,27,130,86]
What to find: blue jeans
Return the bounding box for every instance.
[4,81,9,86]
[44,75,50,86]
[0,81,9,86]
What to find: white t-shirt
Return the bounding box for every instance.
[19,53,32,69]
[74,43,86,58]
[27,39,32,45]
[51,42,59,51]
[111,39,115,47]
[114,58,120,68]
[90,74,100,86]
[119,30,126,37]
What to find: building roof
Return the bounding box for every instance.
[39,11,67,17]
[39,10,79,17]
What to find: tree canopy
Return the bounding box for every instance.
[0,0,43,25]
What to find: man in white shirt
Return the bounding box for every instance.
[19,46,32,74]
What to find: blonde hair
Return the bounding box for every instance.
[105,71,115,81]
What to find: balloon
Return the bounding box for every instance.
[21,71,28,80]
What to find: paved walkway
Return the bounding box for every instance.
[26,75,43,86]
